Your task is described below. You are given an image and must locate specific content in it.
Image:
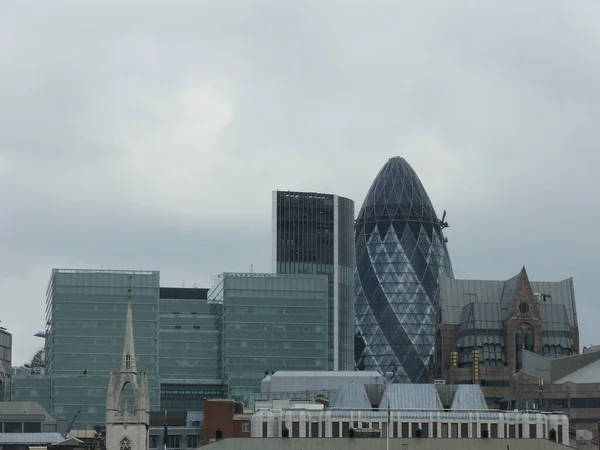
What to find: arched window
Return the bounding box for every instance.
[515,324,534,371]
[120,437,131,450]
[524,327,534,352]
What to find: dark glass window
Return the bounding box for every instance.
[311,422,319,437]
[401,422,409,437]
[292,422,300,437]
[342,422,350,437]
[460,423,468,438]
[23,422,41,433]
[491,423,498,438]
[529,424,536,438]
[332,421,339,437]
[451,423,458,438]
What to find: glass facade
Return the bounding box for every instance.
[158,287,225,412]
[354,157,454,383]
[43,269,160,430]
[4,373,51,411]
[273,191,355,371]
[208,273,329,397]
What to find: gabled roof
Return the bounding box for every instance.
[331,381,372,409]
[379,384,442,410]
[51,437,84,446]
[451,385,488,410]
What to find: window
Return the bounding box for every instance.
[168,436,180,448]
[529,424,537,438]
[187,435,200,447]
[24,422,41,433]
[516,324,534,370]
[149,435,158,448]
[332,421,339,437]
[519,302,529,314]
[119,438,131,450]
[241,422,250,433]
[311,422,319,437]
[125,354,131,370]
[491,423,498,438]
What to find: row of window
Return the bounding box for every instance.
[0,422,42,433]
[267,421,563,441]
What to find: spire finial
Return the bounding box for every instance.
[121,275,137,373]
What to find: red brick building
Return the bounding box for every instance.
[203,399,252,445]
[433,267,600,432]
[434,267,578,402]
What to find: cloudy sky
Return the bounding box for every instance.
[1,1,599,365]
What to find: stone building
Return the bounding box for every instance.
[105,281,150,450]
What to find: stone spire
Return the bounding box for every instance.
[121,275,137,373]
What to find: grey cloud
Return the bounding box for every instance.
[1,0,599,362]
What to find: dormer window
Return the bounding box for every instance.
[126,354,131,370]
[519,302,529,314]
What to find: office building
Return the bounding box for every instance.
[272,190,356,371]
[208,273,329,397]
[41,269,160,431]
[158,287,225,412]
[355,157,453,383]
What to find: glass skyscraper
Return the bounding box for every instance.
[272,190,355,371]
[354,157,454,383]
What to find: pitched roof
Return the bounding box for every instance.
[379,384,442,410]
[0,402,55,423]
[439,271,577,327]
[451,385,488,410]
[331,381,372,409]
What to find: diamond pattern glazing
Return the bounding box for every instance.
[354,157,454,383]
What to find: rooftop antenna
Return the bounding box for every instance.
[250,264,254,274]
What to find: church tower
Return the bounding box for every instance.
[106,277,150,450]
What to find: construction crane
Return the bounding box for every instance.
[64,410,81,436]
[34,331,46,338]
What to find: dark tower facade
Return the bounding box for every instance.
[273,191,355,371]
[354,157,453,383]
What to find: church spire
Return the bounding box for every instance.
[121,275,137,373]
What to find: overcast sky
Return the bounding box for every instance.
[1,1,599,365]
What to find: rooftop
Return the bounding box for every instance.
[0,433,65,445]
[439,269,577,327]
[0,402,55,423]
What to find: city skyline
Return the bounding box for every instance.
[2,1,599,365]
